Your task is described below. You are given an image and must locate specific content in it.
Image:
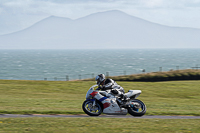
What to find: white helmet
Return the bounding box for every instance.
[95,74,105,86]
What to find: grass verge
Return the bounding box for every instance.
[0,117,199,133]
[0,80,199,115]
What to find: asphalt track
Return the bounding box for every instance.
[0,114,200,119]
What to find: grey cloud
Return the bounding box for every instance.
[30,0,118,4]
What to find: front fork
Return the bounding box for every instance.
[86,99,96,108]
[92,100,96,107]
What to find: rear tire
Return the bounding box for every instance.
[127,99,146,117]
[82,100,102,116]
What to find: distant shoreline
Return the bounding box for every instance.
[1,69,200,82]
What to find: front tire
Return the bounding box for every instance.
[128,99,146,117]
[82,100,102,116]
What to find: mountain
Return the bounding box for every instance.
[0,10,200,49]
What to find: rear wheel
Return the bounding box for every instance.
[82,100,102,116]
[127,99,146,117]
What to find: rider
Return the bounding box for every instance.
[95,74,127,101]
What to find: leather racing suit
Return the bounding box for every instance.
[98,78,125,97]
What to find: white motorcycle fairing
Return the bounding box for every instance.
[89,90,128,115]
[103,98,128,115]
[85,85,142,115]
[124,90,142,99]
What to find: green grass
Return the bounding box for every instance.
[0,118,199,133]
[0,80,200,133]
[0,80,200,115]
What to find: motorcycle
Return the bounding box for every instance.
[82,85,146,117]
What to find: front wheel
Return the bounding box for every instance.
[127,99,146,117]
[82,100,102,116]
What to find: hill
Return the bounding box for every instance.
[0,10,200,49]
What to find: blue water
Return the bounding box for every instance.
[0,49,200,80]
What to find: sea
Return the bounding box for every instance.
[0,49,200,81]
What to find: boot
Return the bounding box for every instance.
[120,94,127,102]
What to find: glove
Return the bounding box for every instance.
[97,86,105,90]
[111,89,118,94]
[96,87,101,90]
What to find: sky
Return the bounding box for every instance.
[0,0,200,35]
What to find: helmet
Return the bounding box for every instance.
[95,74,105,86]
